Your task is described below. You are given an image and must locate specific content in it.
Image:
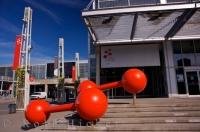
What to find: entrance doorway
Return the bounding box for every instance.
[184,67,200,96]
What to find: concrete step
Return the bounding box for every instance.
[108,98,200,107]
[40,98,200,131]
[42,123,200,131]
[104,111,200,118]
[108,103,200,108]
[99,117,200,124]
[107,106,200,112]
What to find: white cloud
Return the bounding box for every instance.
[0,41,13,48]
[31,54,53,64]
[0,17,20,34]
[24,0,62,24]
[0,52,13,58]
[47,0,85,8]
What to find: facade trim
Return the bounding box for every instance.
[82,3,200,17]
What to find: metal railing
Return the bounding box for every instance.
[0,76,13,82]
[84,0,198,10]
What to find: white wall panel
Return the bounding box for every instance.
[101,44,160,68]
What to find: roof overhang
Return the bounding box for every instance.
[95,38,165,45]
[95,36,200,45]
[82,2,200,17]
[169,35,200,40]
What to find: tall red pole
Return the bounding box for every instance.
[12,35,22,70]
[72,65,76,82]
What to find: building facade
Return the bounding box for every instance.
[82,0,200,98]
[0,60,88,97]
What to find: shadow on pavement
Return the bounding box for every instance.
[21,123,43,131]
[64,112,99,126]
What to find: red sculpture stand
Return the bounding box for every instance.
[25,68,147,125]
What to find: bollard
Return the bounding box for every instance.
[8,103,16,114]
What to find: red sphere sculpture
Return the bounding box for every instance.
[77,80,97,93]
[24,68,147,125]
[122,69,147,94]
[75,88,108,121]
[25,99,50,124]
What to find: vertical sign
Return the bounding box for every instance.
[12,35,22,70]
[72,65,76,82]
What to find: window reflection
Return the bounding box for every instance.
[173,40,200,67]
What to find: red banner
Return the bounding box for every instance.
[72,65,76,82]
[12,35,22,70]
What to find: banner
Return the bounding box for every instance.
[12,35,22,70]
[72,65,76,82]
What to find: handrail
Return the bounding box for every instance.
[84,0,199,11]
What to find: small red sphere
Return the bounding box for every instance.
[77,80,97,93]
[122,69,147,94]
[75,88,108,121]
[25,99,50,124]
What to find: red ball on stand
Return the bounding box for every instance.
[75,88,108,121]
[25,99,50,125]
[122,69,147,94]
[77,80,97,93]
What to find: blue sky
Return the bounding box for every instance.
[0,0,90,65]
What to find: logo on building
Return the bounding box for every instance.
[103,49,114,65]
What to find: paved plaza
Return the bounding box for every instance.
[1,98,200,132]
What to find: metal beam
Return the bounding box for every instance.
[130,13,138,40]
[170,35,200,40]
[82,3,200,17]
[84,18,97,42]
[165,9,196,39]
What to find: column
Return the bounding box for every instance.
[1,80,3,94]
[163,41,178,97]
[160,0,167,4]
[45,84,48,97]
[96,45,100,85]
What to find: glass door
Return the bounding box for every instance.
[185,71,200,95]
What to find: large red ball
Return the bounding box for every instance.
[75,88,108,121]
[77,80,97,93]
[122,69,147,94]
[25,99,50,124]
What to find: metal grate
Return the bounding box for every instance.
[86,0,196,10]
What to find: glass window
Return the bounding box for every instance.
[176,68,187,94]
[194,40,200,53]
[90,41,96,55]
[173,41,181,53]
[173,40,197,66]
[181,41,194,53]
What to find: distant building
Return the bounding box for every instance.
[82,0,200,98]
[0,60,88,98]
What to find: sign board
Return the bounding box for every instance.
[101,44,160,68]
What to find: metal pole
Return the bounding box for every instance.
[160,0,167,4]
[24,7,32,109]
[75,53,80,80]
[60,38,64,78]
[128,0,130,6]
[0,79,3,95]
[133,94,136,105]
[12,70,15,98]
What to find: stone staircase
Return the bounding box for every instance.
[41,98,200,131]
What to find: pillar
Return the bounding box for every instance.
[163,40,178,97]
